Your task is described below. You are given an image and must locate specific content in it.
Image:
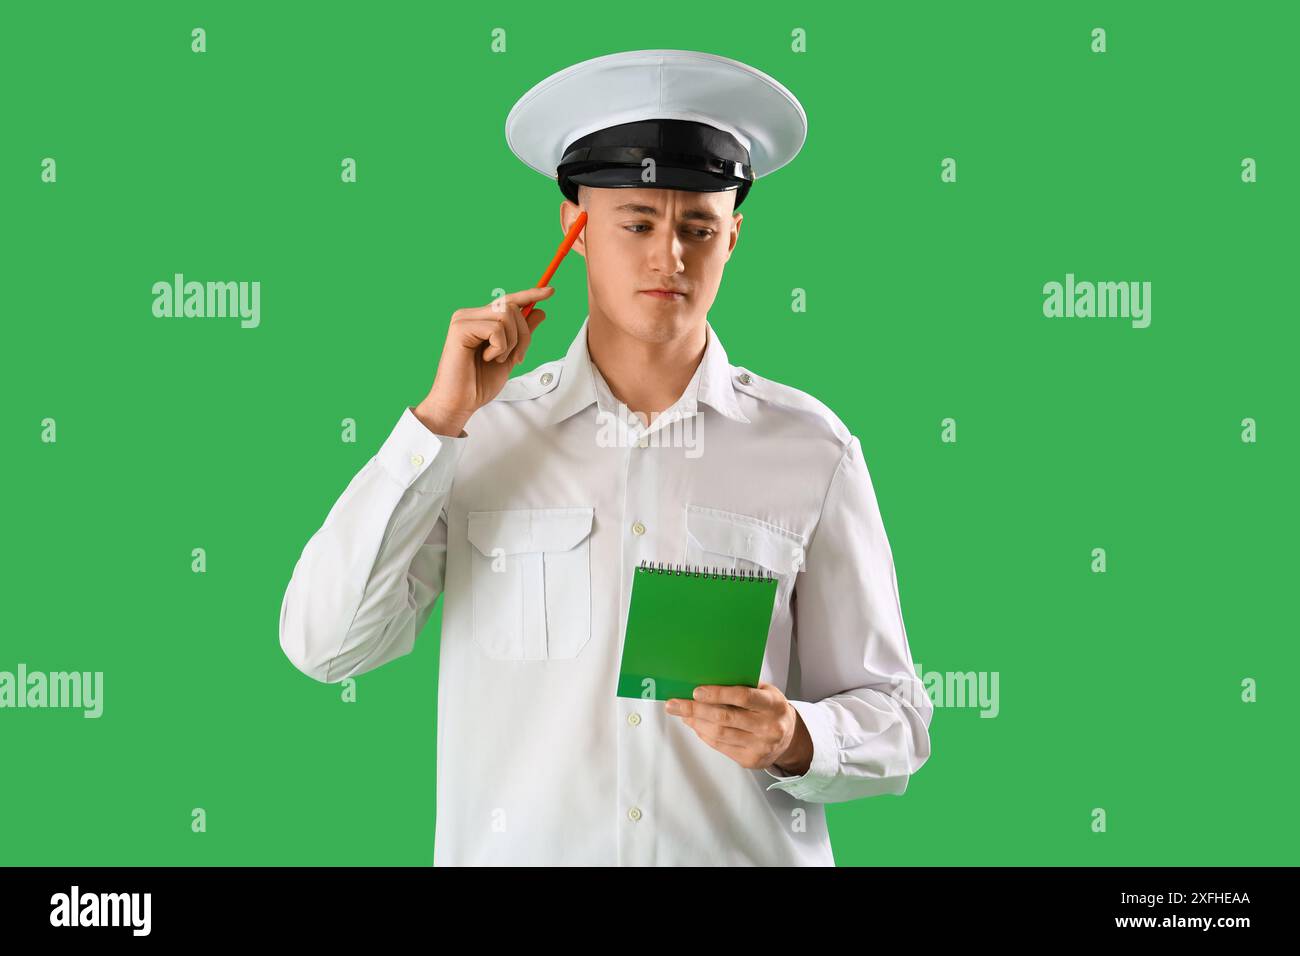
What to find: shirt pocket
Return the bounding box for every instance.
[466,507,595,661]
[683,504,807,577]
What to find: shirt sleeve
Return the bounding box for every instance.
[279,406,468,683]
[763,435,933,802]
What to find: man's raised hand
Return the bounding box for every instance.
[414,285,554,437]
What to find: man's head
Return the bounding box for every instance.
[561,184,742,345]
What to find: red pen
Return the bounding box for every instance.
[522,211,587,319]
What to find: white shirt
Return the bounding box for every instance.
[279,315,933,866]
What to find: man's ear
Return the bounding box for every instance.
[725,212,743,261]
[561,198,587,258]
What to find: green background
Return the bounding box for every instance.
[2,1,1295,865]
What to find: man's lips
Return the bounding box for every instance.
[640,289,686,300]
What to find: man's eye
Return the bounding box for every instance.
[622,224,715,239]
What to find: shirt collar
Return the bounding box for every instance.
[543,315,751,428]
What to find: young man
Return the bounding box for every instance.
[280,50,932,866]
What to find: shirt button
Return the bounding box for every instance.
[637,435,648,448]
[632,521,646,535]
[627,712,641,726]
[737,372,752,385]
[409,453,424,467]
[540,372,553,386]
[627,807,643,822]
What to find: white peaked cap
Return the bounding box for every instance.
[505,49,808,206]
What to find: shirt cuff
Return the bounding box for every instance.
[763,699,839,801]
[376,406,468,494]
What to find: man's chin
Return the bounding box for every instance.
[611,301,697,342]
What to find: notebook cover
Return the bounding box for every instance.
[616,562,779,701]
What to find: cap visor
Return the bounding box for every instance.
[568,165,741,194]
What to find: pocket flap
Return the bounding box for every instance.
[468,507,595,557]
[685,505,806,574]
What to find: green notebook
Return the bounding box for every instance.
[617,560,779,701]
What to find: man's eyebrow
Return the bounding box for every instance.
[614,202,722,224]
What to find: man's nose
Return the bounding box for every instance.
[646,228,686,275]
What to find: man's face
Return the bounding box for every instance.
[562,184,742,343]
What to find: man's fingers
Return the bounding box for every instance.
[454,318,510,362]
[499,285,555,308]
[454,310,516,363]
[483,298,520,363]
[448,287,551,364]
[683,701,763,733]
[485,321,509,362]
[510,307,533,366]
[694,684,766,711]
[523,307,545,337]
[496,306,519,363]
[685,714,759,744]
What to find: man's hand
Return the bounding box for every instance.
[665,681,814,776]
[413,285,555,437]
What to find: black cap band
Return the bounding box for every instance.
[557,118,755,208]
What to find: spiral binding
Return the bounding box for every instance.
[636,559,775,582]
